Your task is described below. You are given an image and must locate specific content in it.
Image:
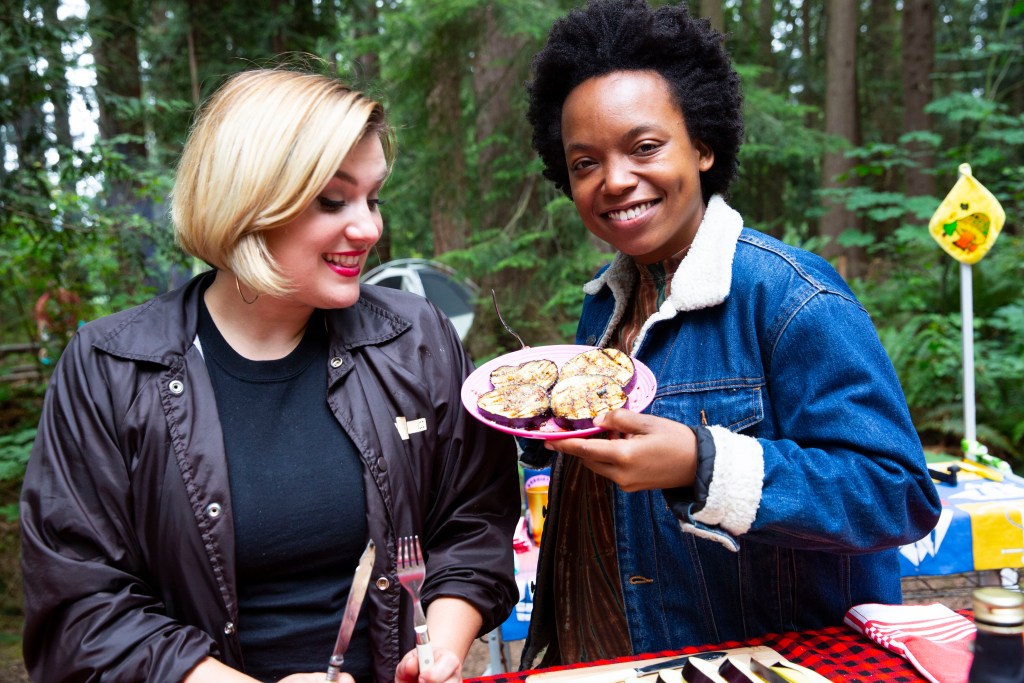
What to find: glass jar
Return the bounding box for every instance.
[969,587,1024,683]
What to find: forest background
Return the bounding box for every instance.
[0,0,1022,678]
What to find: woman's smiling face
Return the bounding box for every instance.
[263,133,388,311]
[561,70,714,264]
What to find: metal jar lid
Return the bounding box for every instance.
[973,587,1024,628]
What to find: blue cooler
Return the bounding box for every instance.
[499,575,533,641]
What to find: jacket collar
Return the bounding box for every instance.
[581,195,743,351]
[582,194,743,313]
[326,287,412,351]
[91,271,411,365]
[91,273,210,365]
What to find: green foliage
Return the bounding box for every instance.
[0,425,35,522]
[731,66,829,236]
[858,272,1022,467]
[1,0,1023,480]
[348,0,590,356]
[850,222,1024,467]
[1,139,186,344]
[0,429,34,486]
[819,4,1024,466]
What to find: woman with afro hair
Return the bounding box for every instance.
[519,0,940,668]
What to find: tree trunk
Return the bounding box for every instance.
[901,0,936,201]
[757,0,775,86]
[351,1,387,262]
[4,3,53,214]
[472,4,529,228]
[352,2,380,88]
[700,0,724,34]
[90,0,159,297]
[40,0,74,155]
[799,3,823,129]
[426,33,467,256]
[90,0,147,185]
[270,0,285,54]
[866,0,900,145]
[8,57,45,171]
[819,0,861,279]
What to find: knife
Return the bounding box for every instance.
[637,651,726,676]
[326,539,376,682]
[537,650,727,683]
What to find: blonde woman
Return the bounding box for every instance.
[20,67,519,683]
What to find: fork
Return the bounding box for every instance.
[491,289,528,350]
[397,534,434,671]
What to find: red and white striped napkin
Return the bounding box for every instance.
[844,603,975,683]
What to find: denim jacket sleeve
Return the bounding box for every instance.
[680,288,940,554]
[662,426,741,549]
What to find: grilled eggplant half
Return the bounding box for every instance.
[550,374,628,430]
[488,359,559,391]
[476,383,551,429]
[559,348,637,392]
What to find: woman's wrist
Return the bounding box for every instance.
[183,657,261,683]
[425,596,484,660]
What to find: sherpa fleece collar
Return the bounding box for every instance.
[582,195,744,351]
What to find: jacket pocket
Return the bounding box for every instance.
[648,378,765,432]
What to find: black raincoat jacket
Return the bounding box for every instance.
[20,272,520,682]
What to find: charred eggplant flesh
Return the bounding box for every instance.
[476,383,551,429]
[550,374,628,430]
[559,348,637,392]
[489,359,559,391]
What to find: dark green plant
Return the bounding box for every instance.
[0,429,33,484]
[852,230,1024,467]
[831,12,1024,466]
[0,427,35,522]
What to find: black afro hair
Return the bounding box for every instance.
[526,0,743,203]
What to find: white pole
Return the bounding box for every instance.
[961,260,976,443]
[955,162,978,448]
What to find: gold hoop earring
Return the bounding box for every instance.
[235,276,259,305]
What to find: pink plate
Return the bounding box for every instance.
[461,344,658,440]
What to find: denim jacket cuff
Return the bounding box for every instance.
[690,426,764,536]
[680,517,741,552]
[662,425,714,513]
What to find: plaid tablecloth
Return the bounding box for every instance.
[469,623,930,682]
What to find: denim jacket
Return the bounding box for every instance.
[521,197,941,665]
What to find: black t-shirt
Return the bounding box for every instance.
[198,301,371,682]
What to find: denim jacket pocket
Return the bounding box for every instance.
[649,378,765,433]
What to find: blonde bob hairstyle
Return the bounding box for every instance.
[172,68,395,296]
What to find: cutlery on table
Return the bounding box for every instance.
[326,539,376,682]
[397,534,434,672]
[534,651,728,683]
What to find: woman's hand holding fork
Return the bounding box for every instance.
[394,597,482,683]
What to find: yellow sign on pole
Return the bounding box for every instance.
[928,163,1006,264]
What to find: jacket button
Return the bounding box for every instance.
[330,357,343,368]
[168,380,184,394]
[586,335,597,346]
[224,621,235,635]
[376,577,390,591]
[376,457,387,472]
[205,502,222,518]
